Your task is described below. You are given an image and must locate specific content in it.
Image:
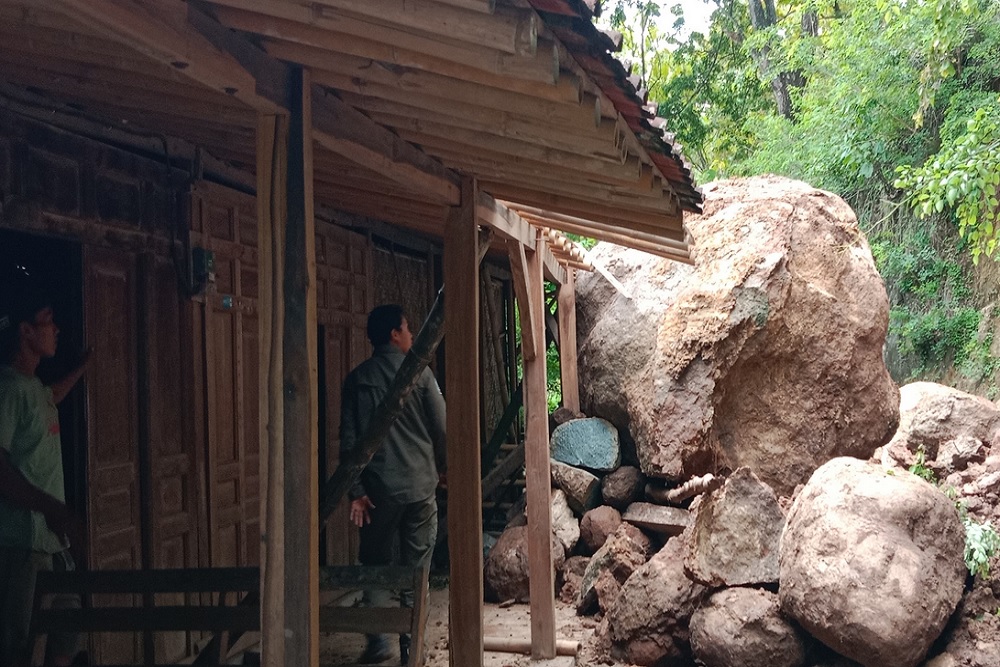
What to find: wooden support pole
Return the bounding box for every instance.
[523,232,556,659]
[445,178,484,667]
[258,67,319,667]
[557,268,580,413]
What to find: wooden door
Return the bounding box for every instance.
[189,183,260,567]
[316,221,373,565]
[142,255,201,661]
[83,245,142,664]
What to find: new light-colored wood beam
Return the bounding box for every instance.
[205,0,555,84]
[517,213,693,265]
[476,192,535,250]
[445,177,484,667]
[523,231,556,658]
[512,205,690,252]
[557,268,580,412]
[481,182,684,238]
[507,240,538,362]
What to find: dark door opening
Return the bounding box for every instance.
[0,229,86,517]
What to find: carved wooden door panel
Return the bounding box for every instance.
[189,183,260,567]
[83,245,142,664]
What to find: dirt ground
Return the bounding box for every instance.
[318,585,595,667]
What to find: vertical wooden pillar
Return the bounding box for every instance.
[524,233,556,658]
[445,178,484,667]
[258,67,319,667]
[557,268,580,413]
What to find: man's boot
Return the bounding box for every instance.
[359,634,392,664]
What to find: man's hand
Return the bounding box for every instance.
[350,496,375,527]
[42,502,87,564]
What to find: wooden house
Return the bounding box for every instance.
[0,1,701,665]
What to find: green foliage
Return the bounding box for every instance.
[908,445,937,483]
[896,101,1000,263]
[963,513,1000,579]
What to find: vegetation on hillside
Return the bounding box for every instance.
[599,0,1000,388]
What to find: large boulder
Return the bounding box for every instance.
[607,534,708,666]
[878,382,1000,473]
[685,467,785,587]
[578,522,652,615]
[576,176,899,495]
[484,525,565,602]
[690,587,807,667]
[780,457,967,667]
[550,417,621,471]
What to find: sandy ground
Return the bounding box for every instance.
[318,585,595,667]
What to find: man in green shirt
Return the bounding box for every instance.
[340,304,446,665]
[0,275,90,667]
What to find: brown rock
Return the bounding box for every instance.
[684,467,785,587]
[602,465,646,510]
[550,459,602,514]
[607,534,708,666]
[552,406,586,425]
[690,587,807,667]
[577,176,899,495]
[484,525,565,602]
[558,555,590,605]
[578,523,653,615]
[580,506,622,554]
[780,458,967,667]
[622,502,691,536]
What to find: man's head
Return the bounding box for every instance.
[0,273,58,364]
[366,304,413,354]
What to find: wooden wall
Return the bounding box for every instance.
[0,112,376,661]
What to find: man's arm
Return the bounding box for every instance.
[0,450,68,520]
[422,369,447,473]
[339,372,368,501]
[51,347,93,405]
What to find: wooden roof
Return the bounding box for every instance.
[0,0,699,260]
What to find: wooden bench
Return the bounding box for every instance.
[30,565,430,667]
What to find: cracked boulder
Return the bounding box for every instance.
[576,176,899,495]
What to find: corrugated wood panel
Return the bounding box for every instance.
[83,244,142,664]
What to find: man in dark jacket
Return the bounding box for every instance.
[341,304,446,665]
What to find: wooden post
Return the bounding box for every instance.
[445,177,484,667]
[258,66,319,667]
[557,267,580,412]
[524,231,556,658]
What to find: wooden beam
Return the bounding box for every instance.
[557,269,580,412]
[258,68,319,667]
[523,231,556,658]
[507,240,537,362]
[512,206,689,251]
[481,182,684,239]
[476,192,535,250]
[445,178,484,667]
[310,70,602,133]
[263,40,578,105]
[310,85,460,205]
[205,0,557,84]
[53,0,287,113]
[292,0,537,55]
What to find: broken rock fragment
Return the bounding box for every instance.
[550,417,621,471]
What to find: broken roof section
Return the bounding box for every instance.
[0,0,700,263]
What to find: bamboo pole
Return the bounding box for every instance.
[484,636,579,656]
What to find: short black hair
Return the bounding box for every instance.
[0,271,52,363]
[367,304,406,346]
